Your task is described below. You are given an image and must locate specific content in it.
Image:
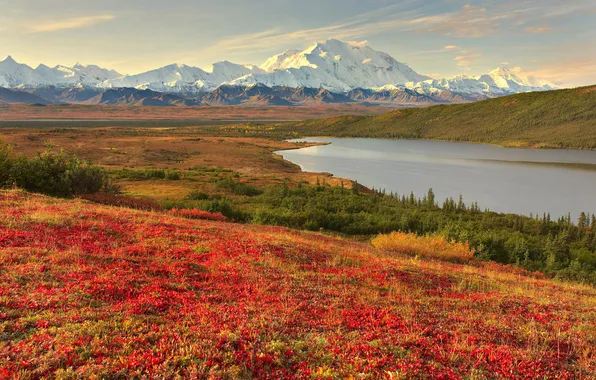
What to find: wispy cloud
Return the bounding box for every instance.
[454,50,483,71]
[193,0,595,63]
[525,26,552,33]
[523,57,596,87]
[420,5,500,38]
[30,14,115,33]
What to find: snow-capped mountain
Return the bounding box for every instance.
[0,56,121,88]
[0,56,49,87]
[35,63,121,86]
[0,40,558,106]
[406,66,557,97]
[105,61,265,92]
[233,39,431,92]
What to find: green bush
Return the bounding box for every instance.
[165,171,181,180]
[186,191,210,201]
[216,178,262,196]
[0,139,12,187]
[1,143,106,197]
[110,169,166,180]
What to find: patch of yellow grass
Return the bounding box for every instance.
[371,231,475,263]
[26,210,75,226]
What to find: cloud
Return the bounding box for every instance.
[525,26,552,33]
[30,14,115,33]
[522,57,596,87]
[419,5,500,38]
[180,0,596,66]
[454,49,483,71]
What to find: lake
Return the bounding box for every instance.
[276,138,596,219]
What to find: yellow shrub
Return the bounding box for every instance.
[371,231,475,263]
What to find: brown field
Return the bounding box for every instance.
[0,103,387,122]
[1,126,350,201]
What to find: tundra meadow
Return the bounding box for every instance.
[1,190,595,378]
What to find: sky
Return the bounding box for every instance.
[1,0,595,87]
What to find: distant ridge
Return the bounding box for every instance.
[0,87,52,105]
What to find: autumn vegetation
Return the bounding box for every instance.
[372,232,475,264]
[1,119,596,377]
[1,131,596,285]
[1,190,595,378]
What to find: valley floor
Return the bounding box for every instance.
[1,190,595,378]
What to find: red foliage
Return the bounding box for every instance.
[0,191,594,378]
[169,208,228,222]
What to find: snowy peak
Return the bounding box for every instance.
[205,61,265,83]
[482,65,556,90]
[0,56,122,87]
[1,56,17,65]
[106,61,265,92]
[236,39,431,92]
[260,49,302,72]
[405,65,558,98]
[0,56,49,87]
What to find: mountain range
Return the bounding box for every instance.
[0,39,558,106]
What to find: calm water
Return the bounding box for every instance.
[276,138,596,218]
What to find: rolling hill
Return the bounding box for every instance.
[1,190,595,377]
[285,85,596,149]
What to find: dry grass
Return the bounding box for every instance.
[0,127,352,202]
[372,231,475,263]
[0,103,387,121]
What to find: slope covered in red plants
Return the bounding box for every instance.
[1,190,595,378]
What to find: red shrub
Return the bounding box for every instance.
[169,208,228,222]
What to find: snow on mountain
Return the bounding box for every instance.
[234,39,431,92]
[0,56,121,88]
[259,49,302,72]
[105,61,265,92]
[478,66,557,92]
[205,61,266,84]
[104,63,212,92]
[34,63,121,86]
[406,66,557,97]
[0,42,557,101]
[0,56,49,87]
[231,66,355,92]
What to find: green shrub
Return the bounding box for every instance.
[110,169,166,180]
[186,191,210,201]
[4,145,106,197]
[216,178,262,196]
[0,139,12,187]
[165,171,181,180]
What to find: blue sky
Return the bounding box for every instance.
[1,0,595,86]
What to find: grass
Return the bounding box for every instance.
[0,189,595,377]
[372,231,475,264]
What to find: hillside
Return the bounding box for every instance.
[0,87,51,105]
[285,86,596,149]
[1,190,595,377]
